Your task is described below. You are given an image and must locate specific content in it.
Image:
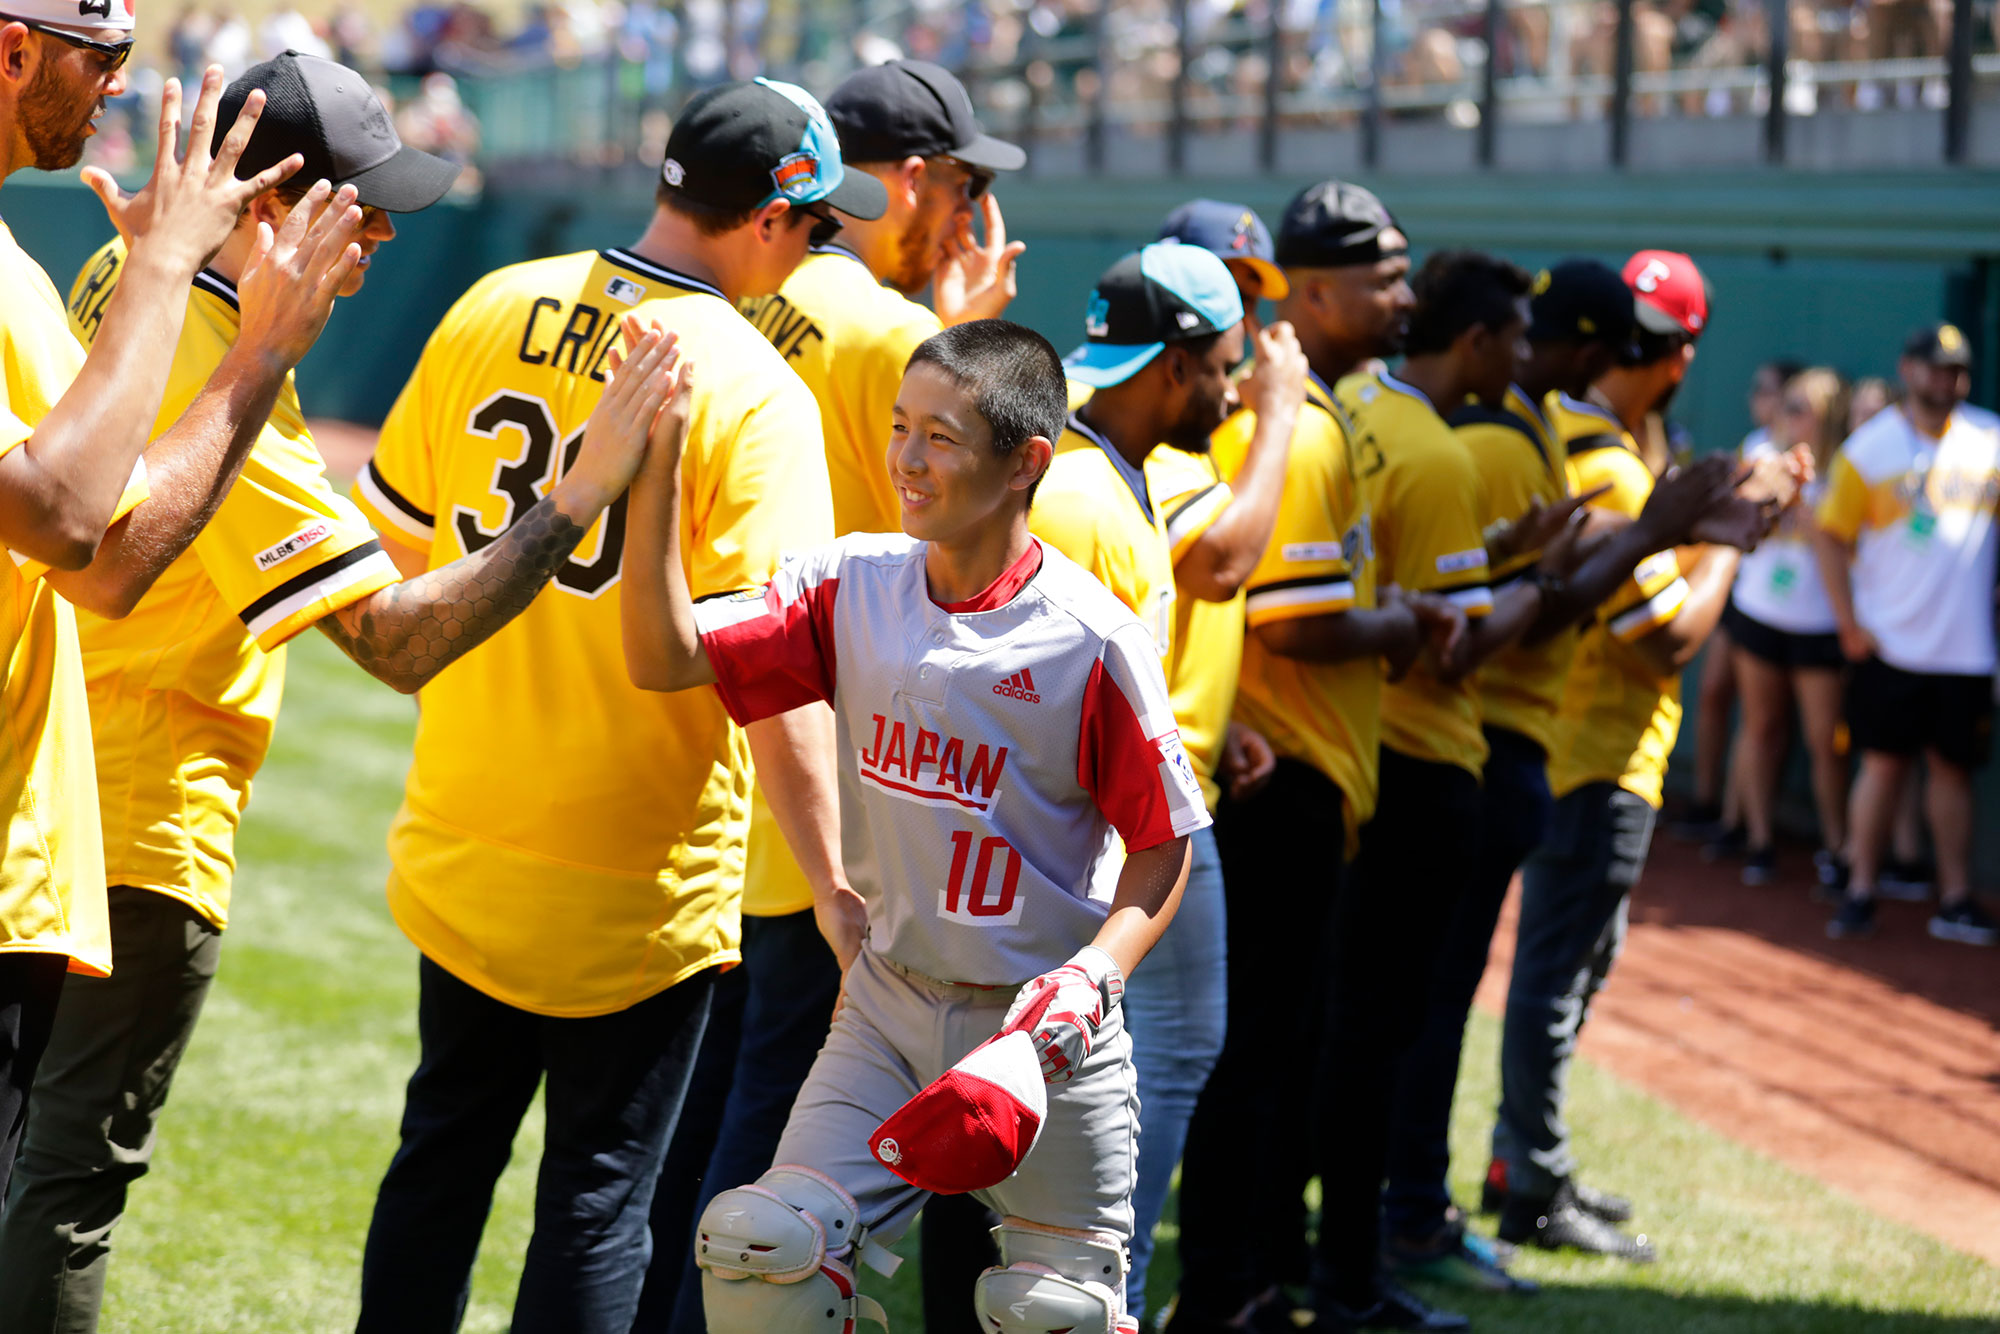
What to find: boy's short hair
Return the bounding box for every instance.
[906,320,1067,501]
[1403,249,1534,357]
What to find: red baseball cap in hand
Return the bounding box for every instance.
[1623,250,1709,338]
[869,1030,1046,1194]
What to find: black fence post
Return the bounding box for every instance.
[1610,0,1634,167]
[1478,0,1501,166]
[1946,0,1974,163]
[1363,0,1383,168]
[1087,0,1108,172]
[1172,0,1191,173]
[1763,0,1787,163]
[1260,0,1281,170]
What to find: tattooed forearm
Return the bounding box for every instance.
[319,497,586,693]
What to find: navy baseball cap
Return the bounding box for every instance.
[1904,322,1972,369]
[827,59,1025,172]
[1064,243,1245,388]
[661,78,887,220]
[1157,199,1288,300]
[1527,259,1638,354]
[215,52,461,212]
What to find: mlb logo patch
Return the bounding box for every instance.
[770,152,820,201]
[604,276,645,306]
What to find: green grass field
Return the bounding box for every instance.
[93,631,2000,1332]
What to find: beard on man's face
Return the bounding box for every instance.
[22,58,98,171]
[1163,393,1227,454]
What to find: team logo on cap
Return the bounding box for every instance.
[1941,324,1965,352]
[1232,211,1254,251]
[770,151,820,201]
[662,158,684,187]
[1533,269,1552,295]
[876,1137,902,1165]
[1084,293,1110,339]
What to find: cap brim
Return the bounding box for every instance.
[340,145,464,213]
[1234,256,1289,301]
[824,169,888,220]
[951,132,1026,173]
[1631,298,1686,336]
[1063,341,1164,388]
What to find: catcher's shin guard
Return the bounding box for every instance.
[696,1164,897,1333]
[972,1217,1138,1334]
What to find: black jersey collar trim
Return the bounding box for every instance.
[600,249,727,301]
[1066,411,1155,525]
[193,268,239,311]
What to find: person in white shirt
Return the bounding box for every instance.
[1817,325,2000,947]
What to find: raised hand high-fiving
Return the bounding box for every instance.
[233,181,367,373]
[82,65,305,277]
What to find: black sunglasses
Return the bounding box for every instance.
[10,17,132,69]
[931,155,995,201]
[803,203,844,247]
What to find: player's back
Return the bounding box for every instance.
[353,246,833,1015]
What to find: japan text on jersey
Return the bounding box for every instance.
[697,534,1209,986]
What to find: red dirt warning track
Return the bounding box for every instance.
[1477,836,2000,1267]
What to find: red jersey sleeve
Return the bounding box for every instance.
[694,542,842,724]
[1077,622,1211,851]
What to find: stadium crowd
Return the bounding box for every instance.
[0,6,1995,1334]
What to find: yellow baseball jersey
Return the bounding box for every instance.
[66,240,399,931]
[1454,384,1573,756]
[1222,378,1381,846]
[736,247,940,918]
[1338,370,1494,777]
[1543,395,1691,808]
[739,246,939,538]
[1030,413,1177,660]
[1145,445,1239,811]
[0,223,113,976]
[352,247,833,1016]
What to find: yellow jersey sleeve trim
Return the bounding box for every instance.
[1442,583,1494,616]
[1245,574,1357,625]
[242,543,402,651]
[1163,482,1230,563]
[354,458,437,550]
[11,458,147,583]
[1816,452,1867,543]
[1608,574,1690,642]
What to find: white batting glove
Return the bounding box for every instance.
[1001,946,1124,1085]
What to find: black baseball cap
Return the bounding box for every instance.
[825,60,1025,172]
[661,77,887,220]
[214,52,460,213]
[1527,259,1638,353]
[1064,243,1245,388]
[1275,180,1405,269]
[1904,322,1972,369]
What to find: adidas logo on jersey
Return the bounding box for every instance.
[992,669,1041,703]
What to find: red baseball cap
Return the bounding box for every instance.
[1622,250,1710,338]
[869,1030,1046,1194]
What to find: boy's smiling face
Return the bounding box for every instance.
[888,361,1049,544]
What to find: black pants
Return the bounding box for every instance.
[1313,745,1480,1309]
[358,957,713,1334]
[1382,726,1551,1239]
[1175,758,1347,1320]
[0,952,69,1205]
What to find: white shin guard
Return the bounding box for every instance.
[695,1165,894,1333]
[972,1217,1136,1334]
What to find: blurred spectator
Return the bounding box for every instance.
[260,5,332,60]
[205,8,255,79]
[1850,375,1895,429]
[397,72,484,194]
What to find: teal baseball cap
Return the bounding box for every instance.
[1063,243,1246,388]
[660,77,887,220]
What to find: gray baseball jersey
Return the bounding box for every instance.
[697,533,1210,987]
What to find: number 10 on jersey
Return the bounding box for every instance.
[940,831,1025,925]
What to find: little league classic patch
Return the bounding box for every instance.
[770,152,820,200]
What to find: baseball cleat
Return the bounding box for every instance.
[1314,1280,1468,1331]
[1497,1183,1656,1263]
[1384,1221,1538,1295]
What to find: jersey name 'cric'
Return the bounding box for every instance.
[697,534,1210,987]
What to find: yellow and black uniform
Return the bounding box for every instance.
[1454,383,1572,756]
[65,239,401,929]
[0,224,129,979]
[1543,394,1691,809]
[1219,374,1379,845]
[352,247,832,1017]
[1337,368,1494,777]
[1030,412,1177,661]
[734,245,940,918]
[1145,446,1239,811]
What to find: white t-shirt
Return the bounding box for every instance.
[1732,431,1838,635]
[697,533,1210,986]
[1817,405,2000,676]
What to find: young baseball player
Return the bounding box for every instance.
[0,53,674,1333]
[0,37,359,1201]
[620,318,1208,1334]
[347,78,878,1333]
[642,62,1025,1333]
